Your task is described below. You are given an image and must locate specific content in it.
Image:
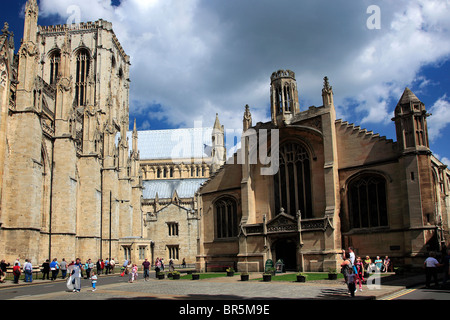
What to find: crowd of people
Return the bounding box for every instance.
[340,246,450,297]
[340,247,398,297]
[2,248,449,295]
[0,257,120,285]
[0,255,189,293]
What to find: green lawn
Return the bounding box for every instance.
[253,273,344,282]
[175,272,345,281]
[179,272,230,280]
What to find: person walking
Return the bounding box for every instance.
[347,268,357,297]
[60,258,68,279]
[96,259,102,275]
[41,259,50,280]
[129,264,138,283]
[50,258,60,280]
[100,259,105,274]
[340,254,353,284]
[110,258,116,274]
[85,259,92,279]
[23,259,33,283]
[424,252,442,288]
[121,259,129,275]
[155,257,161,275]
[142,258,150,281]
[104,258,109,275]
[355,256,365,292]
[71,258,83,293]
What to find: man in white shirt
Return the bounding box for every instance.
[348,247,356,266]
[342,248,356,266]
[424,252,442,288]
[23,259,33,283]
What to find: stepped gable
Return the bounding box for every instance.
[335,119,395,146]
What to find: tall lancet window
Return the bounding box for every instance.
[348,174,388,229]
[49,50,61,85]
[274,142,312,218]
[75,49,90,106]
[284,84,291,112]
[215,197,238,239]
[276,87,283,115]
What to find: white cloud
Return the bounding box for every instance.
[441,157,450,167]
[428,95,450,141]
[37,0,450,136]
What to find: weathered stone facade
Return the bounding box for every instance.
[197,71,450,272]
[2,2,449,273]
[0,0,145,266]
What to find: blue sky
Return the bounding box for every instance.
[2,0,450,164]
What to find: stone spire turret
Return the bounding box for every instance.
[322,76,334,108]
[211,113,225,173]
[392,87,430,153]
[243,104,252,132]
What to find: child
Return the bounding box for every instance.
[347,268,357,297]
[90,271,97,291]
[129,264,138,283]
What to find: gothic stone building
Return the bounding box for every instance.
[197,70,450,272]
[0,0,144,265]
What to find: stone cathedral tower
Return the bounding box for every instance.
[270,70,300,126]
[0,0,144,264]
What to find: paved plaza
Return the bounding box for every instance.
[0,272,428,301]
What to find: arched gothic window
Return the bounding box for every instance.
[49,50,61,85]
[215,197,238,239]
[75,49,90,106]
[348,174,388,229]
[284,84,292,112]
[276,87,283,114]
[274,142,312,218]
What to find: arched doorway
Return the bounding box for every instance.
[273,239,297,271]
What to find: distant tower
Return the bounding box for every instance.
[270,70,300,126]
[211,113,226,173]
